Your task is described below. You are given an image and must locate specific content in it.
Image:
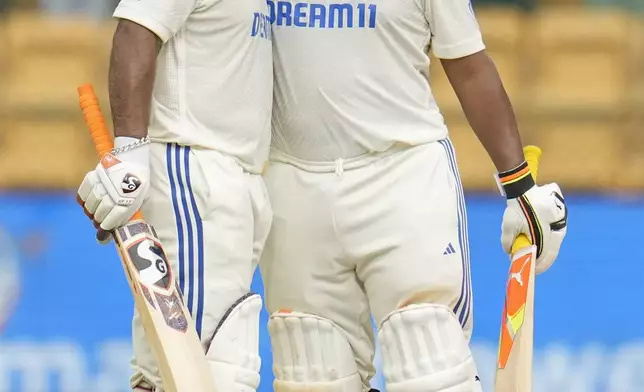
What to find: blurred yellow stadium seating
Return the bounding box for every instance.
[0,16,8,116]
[5,12,113,115]
[0,6,642,191]
[540,0,583,5]
[535,121,623,189]
[0,118,96,188]
[0,11,115,188]
[430,5,643,192]
[530,7,632,114]
[631,18,644,110]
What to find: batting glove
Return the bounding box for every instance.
[77,137,150,240]
[498,161,568,274]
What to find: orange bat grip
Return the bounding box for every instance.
[78,84,113,157]
[77,84,144,222]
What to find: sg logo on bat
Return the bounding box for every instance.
[118,222,174,294]
[117,221,190,333]
[127,238,172,291]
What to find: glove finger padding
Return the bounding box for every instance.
[535,226,566,274]
[501,182,568,274]
[83,187,102,215]
[534,183,567,274]
[93,192,113,223]
[77,171,97,201]
[541,183,567,231]
[500,207,526,254]
[76,138,150,238]
[100,204,127,231]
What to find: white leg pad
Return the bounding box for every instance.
[268,311,363,392]
[378,304,482,392]
[206,293,262,392]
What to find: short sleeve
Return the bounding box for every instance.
[425,0,486,59]
[112,0,200,43]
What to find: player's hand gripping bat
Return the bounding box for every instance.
[77,85,217,392]
[494,146,542,392]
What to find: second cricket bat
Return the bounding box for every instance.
[78,85,217,392]
[494,146,542,392]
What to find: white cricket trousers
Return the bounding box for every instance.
[132,142,272,389]
[261,140,473,386]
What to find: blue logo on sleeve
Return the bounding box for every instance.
[251,12,273,40]
[267,1,378,29]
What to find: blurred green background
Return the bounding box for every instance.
[0,0,642,193]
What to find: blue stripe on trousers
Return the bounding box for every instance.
[439,139,472,327]
[166,144,205,337]
[174,146,195,319]
[445,139,472,327]
[183,146,205,337]
[166,145,185,299]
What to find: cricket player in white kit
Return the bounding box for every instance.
[262,1,569,392]
[76,1,273,391]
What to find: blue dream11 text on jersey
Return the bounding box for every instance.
[267,2,378,29]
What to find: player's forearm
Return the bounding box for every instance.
[441,51,524,172]
[109,19,161,139]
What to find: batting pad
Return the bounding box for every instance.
[378,304,482,392]
[268,311,363,392]
[206,293,262,392]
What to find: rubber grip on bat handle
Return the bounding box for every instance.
[78,84,113,157]
[511,145,542,253]
[77,84,144,222]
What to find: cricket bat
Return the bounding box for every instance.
[77,84,217,392]
[494,146,542,392]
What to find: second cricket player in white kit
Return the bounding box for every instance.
[262,1,568,391]
[76,0,273,391]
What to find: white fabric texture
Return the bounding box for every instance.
[130,142,272,391]
[113,0,273,173]
[261,141,474,390]
[270,0,484,162]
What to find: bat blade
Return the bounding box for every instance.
[114,220,216,392]
[77,84,215,391]
[494,245,536,392]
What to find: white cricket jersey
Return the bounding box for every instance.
[113,0,273,173]
[270,0,485,161]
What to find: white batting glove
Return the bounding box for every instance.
[497,161,568,274]
[77,137,150,239]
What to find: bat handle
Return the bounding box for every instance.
[78,84,113,157]
[510,146,542,253]
[78,84,144,222]
[523,146,542,180]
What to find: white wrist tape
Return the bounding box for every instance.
[113,136,150,168]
